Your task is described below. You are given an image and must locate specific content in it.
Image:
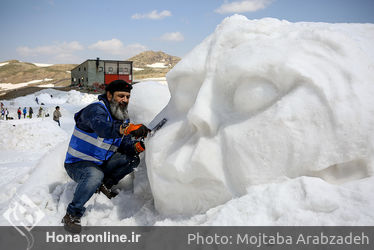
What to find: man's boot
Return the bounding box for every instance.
[62,213,81,234]
[97,183,119,199]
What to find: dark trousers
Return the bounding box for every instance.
[64,153,140,218]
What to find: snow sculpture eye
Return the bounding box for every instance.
[233,77,279,113]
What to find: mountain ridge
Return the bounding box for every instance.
[0,50,180,86]
[128,50,181,80]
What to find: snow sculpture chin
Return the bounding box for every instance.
[146,15,374,216]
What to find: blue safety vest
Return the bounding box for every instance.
[65,101,122,165]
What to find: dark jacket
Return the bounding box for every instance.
[73,94,137,156]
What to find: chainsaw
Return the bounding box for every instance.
[149,118,168,137]
[121,118,168,140]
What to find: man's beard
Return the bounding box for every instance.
[109,99,129,121]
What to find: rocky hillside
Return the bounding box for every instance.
[0,60,76,86]
[127,50,181,80]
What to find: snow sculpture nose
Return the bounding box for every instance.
[187,79,218,136]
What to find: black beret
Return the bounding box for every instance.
[105,80,132,93]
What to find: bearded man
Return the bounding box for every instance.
[62,80,149,233]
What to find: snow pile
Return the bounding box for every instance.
[0,118,69,213]
[146,15,374,216]
[66,90,98,105]
[128,81,170,125]
[155,176,374,226]
[7,89,95,107]
[33,89,97,106]
[0,120,67,152]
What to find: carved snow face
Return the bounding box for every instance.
[146,16,374,216]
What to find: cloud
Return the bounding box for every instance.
[16,41,84,63]
[89,38,147,57]
[17,41,83,57]
[215,0,274,14]
[132,10,172,20]
[88,39,124,54]
[160,32,184,42]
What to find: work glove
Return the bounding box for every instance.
[134,141,145,153]
[122,123,150,138]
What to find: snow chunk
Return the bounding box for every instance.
[128,81,170,125]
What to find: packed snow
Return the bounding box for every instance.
[139,77,168,85]
[1,15,374,227]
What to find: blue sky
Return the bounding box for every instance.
[0,0,373,64]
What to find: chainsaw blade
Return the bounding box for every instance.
[149,118,168,137]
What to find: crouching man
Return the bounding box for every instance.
[62,80,149,233]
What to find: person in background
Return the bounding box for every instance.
[1,108,4,120]
[38,107,43,118]
[17,107,21,119]
[53,106,62,126]
[61,80,149,233]
[29,107,33,118]
[5,108,9,120]
[23,107,27,118]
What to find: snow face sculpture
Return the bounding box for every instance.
[146,15,374,216]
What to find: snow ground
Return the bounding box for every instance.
[0,16,374,226]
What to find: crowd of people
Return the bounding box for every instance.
[16,107,34,119]
[0,101,62,125]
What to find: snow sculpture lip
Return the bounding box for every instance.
[146,15,374,216]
